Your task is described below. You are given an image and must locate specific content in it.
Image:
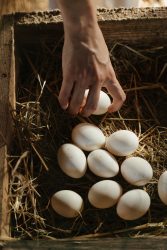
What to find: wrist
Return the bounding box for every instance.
[64,20,99,42]
[57,0,97,39]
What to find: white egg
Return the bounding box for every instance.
[121,157,153,186]
[72,123,106,151]
[106,130,139,156]
[88,180,123,209]
[87,149,119,178]
[158,171,167,205]
[57,143,87,178]
[51,190,84,218]
[84,89,111,115]
[116,189,150,220]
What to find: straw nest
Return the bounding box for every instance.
[8,40,167,239]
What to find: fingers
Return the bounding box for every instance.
[59,68,101,116]
[81,84,101,117]
[68,81,86,115]
[105,79,126,113]
[59,76,125,115]
[58,77,74,110]
[59,49,125,116]
[59,79,100,117]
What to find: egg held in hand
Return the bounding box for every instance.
[51,190,84,218]
[57,143,87,178]
[83,89,111,115]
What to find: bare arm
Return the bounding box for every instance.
[56,0,126,116]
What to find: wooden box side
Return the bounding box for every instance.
[14,7,167,46]
[0,15,16,239]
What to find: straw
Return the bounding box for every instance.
[8,41,167,239]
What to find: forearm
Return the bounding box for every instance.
[56,0,98,39]
[56,1,125,116]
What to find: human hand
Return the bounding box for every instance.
[58,25,126,117]
[57,0,126,117]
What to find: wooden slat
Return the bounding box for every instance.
[14,7,167,46]
[0,0,49,15]
[2,238,167,249]
[0,15,15,239]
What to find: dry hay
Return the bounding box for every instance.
[8,40,167,239]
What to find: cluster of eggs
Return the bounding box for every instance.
[51,90,167,220]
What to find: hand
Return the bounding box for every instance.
[58,25,126,117]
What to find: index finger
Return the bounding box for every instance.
[105,79,126,113]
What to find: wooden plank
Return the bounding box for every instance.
[0,0,49,15]
[14,7,167,46]
[1,238,167,249]
[15,7,167,25]
[0,15,15,239]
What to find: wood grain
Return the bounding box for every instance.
[0,15,15,238]
[14,7,167,46]
[0,0,48,15]
[2,238,167,249]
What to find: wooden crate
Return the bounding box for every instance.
[0,7,167,240]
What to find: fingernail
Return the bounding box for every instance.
[62,105,68,110]
[60,102,68,110]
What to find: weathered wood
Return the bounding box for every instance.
[1,238,167,249]
[14,7,167,46]
[0,15,15,239]
[0,0,49,15]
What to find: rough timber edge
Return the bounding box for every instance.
[0,15,16,240]
[13,7,167,25]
